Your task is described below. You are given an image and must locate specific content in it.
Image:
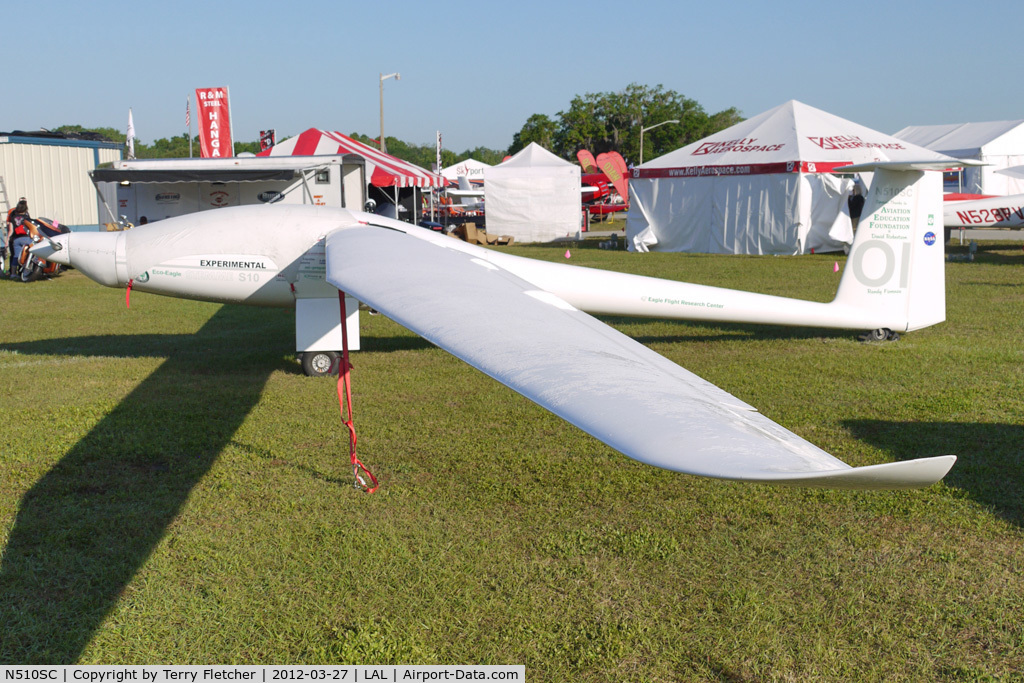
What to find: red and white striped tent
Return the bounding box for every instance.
[257,128,444,188]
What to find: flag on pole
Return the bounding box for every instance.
[185,97,190,127]
[436,131,442,175]
[126,108,136,159]
[195,87,233,158]
[259,130,276,152]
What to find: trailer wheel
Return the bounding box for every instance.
[301,351,339,377]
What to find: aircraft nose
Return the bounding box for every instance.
[29,234,71,265]
[51,231,128,287]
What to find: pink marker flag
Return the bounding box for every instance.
[564,249,571,259]
[834,261,840,272]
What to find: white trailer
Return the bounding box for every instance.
[91,155,369,366]
[90,155,368,225]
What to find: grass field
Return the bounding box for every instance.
[0,238,1022,680]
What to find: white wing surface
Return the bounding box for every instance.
[325,226,954,489]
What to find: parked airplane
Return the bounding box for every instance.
[581,172,611,203]
[444,176,485,212]
[33,162,956,490]
[941,165,1024,236]
[944,193,1024,231]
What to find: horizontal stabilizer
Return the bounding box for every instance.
[996,165,1024,179]
[836,159,983,173]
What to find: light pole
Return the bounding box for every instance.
[639,119,679,166]
[379,72,401,153]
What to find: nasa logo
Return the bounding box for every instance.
[257,191,284,203]
[923,231,936,246]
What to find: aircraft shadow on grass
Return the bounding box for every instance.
[845,420,1024,527]
[947,243,1024,267]
[0,306,296,663]
[0,305,440,662]
[597,317,854,345]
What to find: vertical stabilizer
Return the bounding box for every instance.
[457,176,476,207]
[834,166,945,332]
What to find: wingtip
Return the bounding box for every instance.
[766,455,957,490]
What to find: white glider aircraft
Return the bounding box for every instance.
[34,163,957,490]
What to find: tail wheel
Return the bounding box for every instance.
[300,351,340,377]
[858,328,898,342]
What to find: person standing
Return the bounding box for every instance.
[0,212,7,276]
[7,198,32,279]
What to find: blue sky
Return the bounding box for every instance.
[10,0,1024,153]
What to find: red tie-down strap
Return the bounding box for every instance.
[336,291,378,493]
[126,279,134,308]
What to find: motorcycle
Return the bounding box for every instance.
[16,217,69,282]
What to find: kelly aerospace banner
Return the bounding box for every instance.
[196,87,233,157]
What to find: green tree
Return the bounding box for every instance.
[460,146,505,166]
[510,84,743,165]
[507,114,557,156]
[234,140,261,155]
[137,135,195,158]
[553,96,606,159]
[54,125,123,143]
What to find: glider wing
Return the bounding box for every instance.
[324,226,954,489]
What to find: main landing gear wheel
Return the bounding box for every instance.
[300,351,339,377]
[857,328,900,342]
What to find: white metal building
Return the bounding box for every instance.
[893,120,1024,195]
[0,131,121,229]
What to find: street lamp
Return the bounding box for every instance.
[639,119,679,166]
[379,72,401,153]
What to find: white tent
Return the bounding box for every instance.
[626,100,959,255]
[893,120,1024,195]
[441,158,492,184]
[485,143,581,243]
